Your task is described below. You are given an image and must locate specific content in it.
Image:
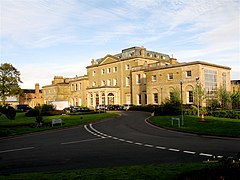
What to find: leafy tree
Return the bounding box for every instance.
[217,86,231,109]
[231,84,240,109]
[169,87,181,104]
[0,63,22,105]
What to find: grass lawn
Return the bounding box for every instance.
[0,162,218,180]
[0,112,117,137]
[149,115,240,137]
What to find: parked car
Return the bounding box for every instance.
[95,104,108,110]
[16,104,32,112]
[64,106,90,112]
[108,105,124,110]
[123,104,133,111]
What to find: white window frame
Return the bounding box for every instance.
[152,75,156,82]
[125,64,130,70]
[126,76,130,86]
[107,68,111,74]
[168,73,173,80]
[136,74,141,84]
[186,70,192,78]
[101,69,105,74]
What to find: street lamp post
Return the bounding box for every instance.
[196,77,200,117]
[180,80,184,126]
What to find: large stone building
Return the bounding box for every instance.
[42,46,231,109]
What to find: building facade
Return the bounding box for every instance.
[42,46,231,109]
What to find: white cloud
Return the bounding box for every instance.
[1,0,239,88]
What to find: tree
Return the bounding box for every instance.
[217,86,231,109]
[231,85,240,109]
[0,63,22,105]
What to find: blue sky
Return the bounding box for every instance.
[0,0,239,89]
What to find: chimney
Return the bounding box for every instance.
[170,58,177,65]
[35,83,40,96]
[140,46,145,57]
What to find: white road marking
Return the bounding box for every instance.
[156,146,166,150]
[0,147,35,154]
[144,144,153,148]
[84,125,99,136]
[183,150,196,154]
[199,153,213,157]
[86,123,222,159]
[61,137,105,145]
[168,148,180,152]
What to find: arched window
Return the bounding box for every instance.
[108,93,114,105]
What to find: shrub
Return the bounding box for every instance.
[212,110,240,119]
[25,109,39,117]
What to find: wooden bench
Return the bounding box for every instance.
[52,118,63,127]
[171,117,180,127]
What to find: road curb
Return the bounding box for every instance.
[145,117,240,141]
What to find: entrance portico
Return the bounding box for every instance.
[87,87,120,109]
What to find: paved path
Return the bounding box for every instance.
[0,111,239,174]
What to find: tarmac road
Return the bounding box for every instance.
[0,111,239,174]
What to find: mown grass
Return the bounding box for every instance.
[0,162,215,180]
[149,115,240,137]
[0,112,117,137]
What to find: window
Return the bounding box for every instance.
[126,76,130,86]
[143,74,146,84]
[79,83,82,90]
[90,94,93,106]
[222,72,226,89]
[107,79,111,86]
[71,84,74,91]
[204,69,217,92]
[92,81,96,87]
[113,67,118,72]
[75,84,77,91]
[102,93,105,104]
[153,93,158,104]
[144,94,147,104]
[101,80,106,86]
[126,64,130,70]
[107,68,111,74]
[188,91,193,103]
[113,79,117,86]
[93,71,96,76]
[186,70,192,77]
[136,74,141,84]
[101,69,105,74]
[138,94,141,105]
[126,94,131,104]
[168,73,173,80]
[152,75,156,82]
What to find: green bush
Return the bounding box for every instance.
[25,104,56,117]
[25,109,39,117]
[212,110,240,119]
